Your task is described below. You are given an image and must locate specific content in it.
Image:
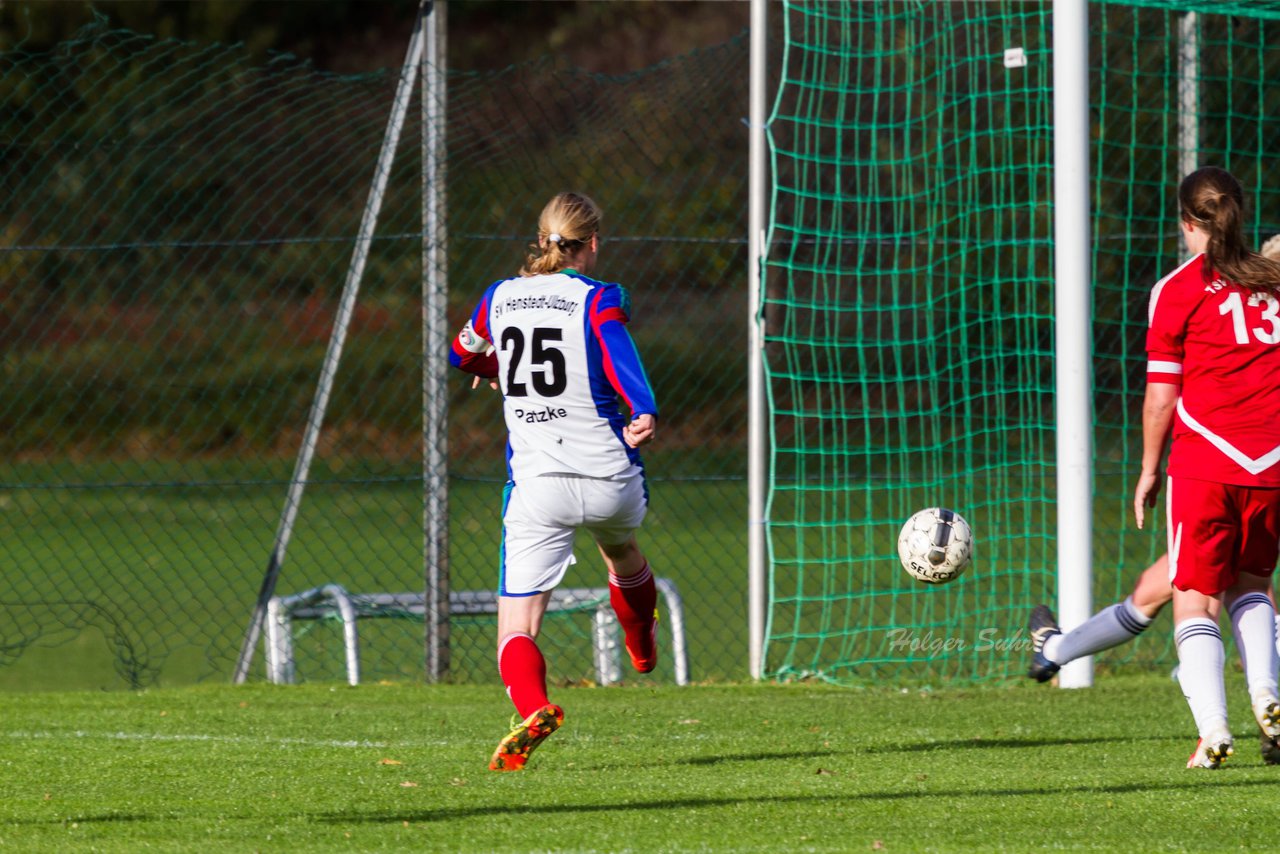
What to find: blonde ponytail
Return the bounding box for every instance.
[519,192,602,276]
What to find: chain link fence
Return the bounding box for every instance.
[0,15,751,689]
[14,3,1263,691]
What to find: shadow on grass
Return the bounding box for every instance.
[676,748,835,766]
[870,734,1174,752]
[553,739,1164,771]
[310,777,1279,825]
[13,775,1275,828]
[562,748,837,772]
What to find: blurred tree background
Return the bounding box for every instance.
[0,1,750,73]
[0,0,754,460]
[0,0,755,688]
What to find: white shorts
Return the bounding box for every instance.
[500,472,648,596]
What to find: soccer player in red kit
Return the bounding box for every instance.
[1135,166,1280,768]
[1028,234,1280,763]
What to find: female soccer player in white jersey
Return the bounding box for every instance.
[1131,167,1280,768]
[449,192,659,771]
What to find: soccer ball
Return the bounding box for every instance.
[897,507,973,584]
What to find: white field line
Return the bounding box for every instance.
[2,729,713,749]
[1,730,401,749]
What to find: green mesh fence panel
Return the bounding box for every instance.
[762,0,1056,684]
[763,0,1280,684]
[1115,0,1280,17]
[0,16,751,689]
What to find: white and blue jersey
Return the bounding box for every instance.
[450,270,658,481]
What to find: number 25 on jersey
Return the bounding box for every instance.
[501,327,568,396]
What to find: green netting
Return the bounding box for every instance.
[1105,0,1280,19]
[762,0,1056,684]
[762,0,1280,684]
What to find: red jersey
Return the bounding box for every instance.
[1146,253,1280,486]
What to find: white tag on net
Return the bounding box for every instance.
[1004,47,1027,68]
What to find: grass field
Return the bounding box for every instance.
[3,674,1280,851]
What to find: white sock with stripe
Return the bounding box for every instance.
[1174,617,1227,738]
[1228,591,1279,704]
[1042,596,1152,664]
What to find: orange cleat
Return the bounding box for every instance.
[488,704,564,772]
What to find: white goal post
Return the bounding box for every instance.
[1052,0,1094,689]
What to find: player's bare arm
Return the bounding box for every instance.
[1134,381,1177,529]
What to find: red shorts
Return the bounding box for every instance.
[1166,475,1280,596]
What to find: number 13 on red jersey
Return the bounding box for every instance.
[1218,291,1280,345]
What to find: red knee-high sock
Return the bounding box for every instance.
[498,633,550,719]
[609,562,658,657]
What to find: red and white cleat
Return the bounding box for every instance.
[1186,729,1234,770]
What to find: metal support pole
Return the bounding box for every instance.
[747,0,768,681]
[233,5,427,683]
[1178,12,1198,258]
[422,0,450,682]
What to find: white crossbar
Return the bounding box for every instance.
[265,580,688,687]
